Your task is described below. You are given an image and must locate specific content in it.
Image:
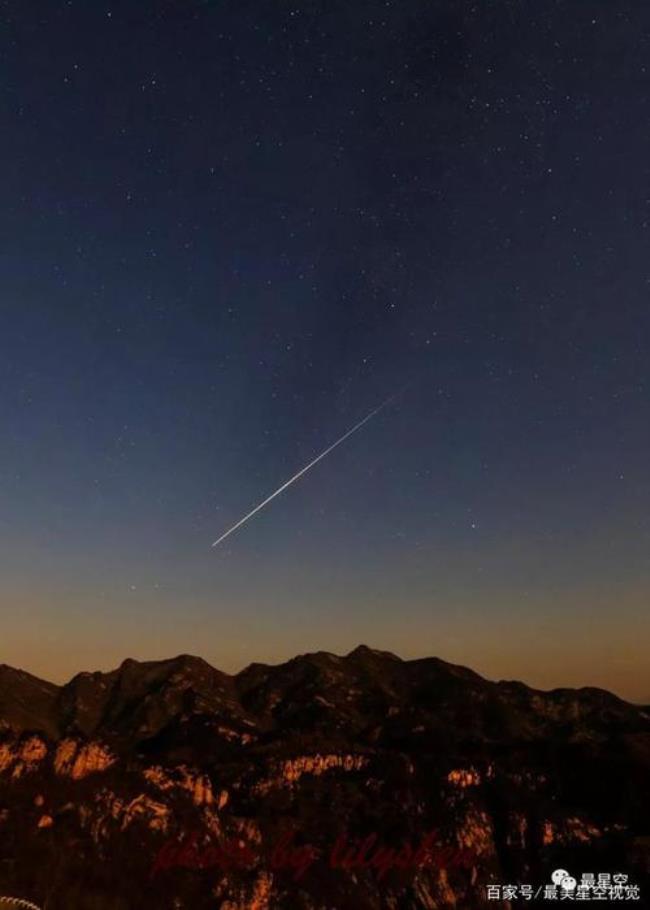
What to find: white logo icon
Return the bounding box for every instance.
[551,869,577,891]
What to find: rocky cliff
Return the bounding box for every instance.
[0,647,648,908]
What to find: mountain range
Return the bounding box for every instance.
[1,647,648,908]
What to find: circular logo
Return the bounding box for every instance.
[551,868,570,886]
[550,869,577,891]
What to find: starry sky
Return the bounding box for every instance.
[1,1,649,700]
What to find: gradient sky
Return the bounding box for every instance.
[1,1,649,700]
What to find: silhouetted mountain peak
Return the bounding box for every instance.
[1,649,649,909]
[2,649,647,750]
[0,664,60,737]
[346,644,401,661]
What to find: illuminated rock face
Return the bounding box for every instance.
[0,736,48,778]
[143,765,219,806]
[0,648,649,909]
[53,739,116,779]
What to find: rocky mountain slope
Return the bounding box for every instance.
[0,647,648,908]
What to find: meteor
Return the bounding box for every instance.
[211,394,397,548]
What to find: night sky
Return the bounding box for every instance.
[1,1,649,700]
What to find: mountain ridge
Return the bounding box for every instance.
[1,646,646,761]
[0,645,640,702]
[1,646,648,908]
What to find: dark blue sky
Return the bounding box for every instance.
[1,0,648,698]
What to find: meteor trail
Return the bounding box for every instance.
[211,394,397,548]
